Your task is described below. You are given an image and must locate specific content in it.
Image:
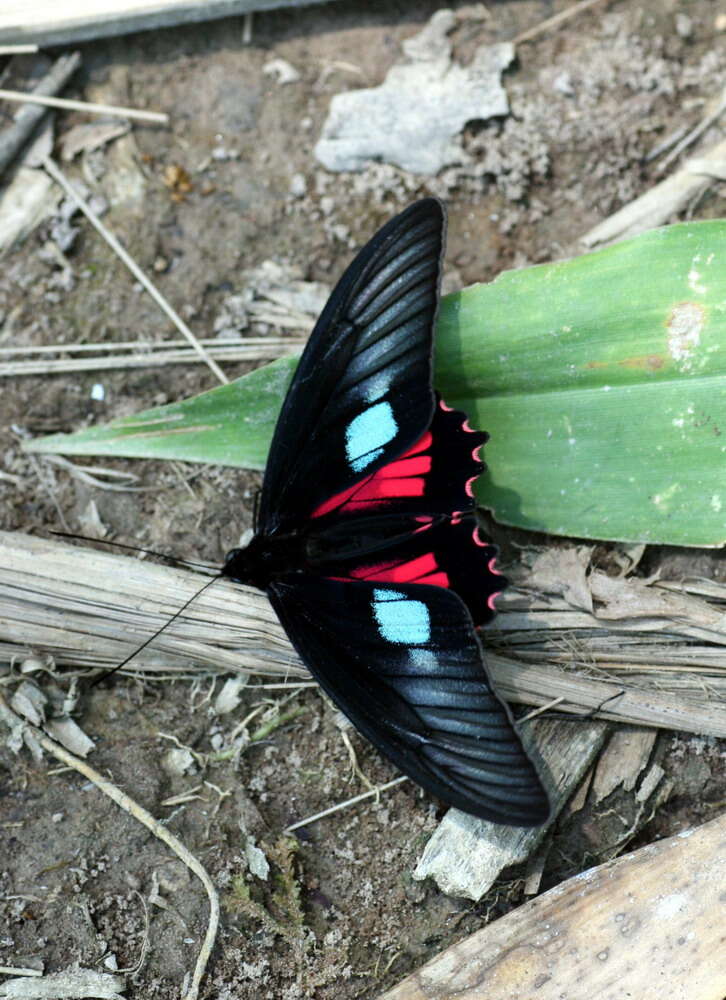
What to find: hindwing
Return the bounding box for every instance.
[268,576,549,826]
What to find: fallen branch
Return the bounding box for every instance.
[0,51,80,176]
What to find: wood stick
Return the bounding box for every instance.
[0,44,39,54]
[0,87,168,124]
[382,811,726,1000]
[0,51,80,176]
[413,718,608,900]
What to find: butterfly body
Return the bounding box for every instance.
[222,199,550,826]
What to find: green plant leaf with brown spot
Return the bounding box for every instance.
[25,221,726,546]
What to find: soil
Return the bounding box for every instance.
[1,2,725,998]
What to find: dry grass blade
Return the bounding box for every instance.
[581,136,726,245]
[0,336,305,377]
[0,87,169,123]
[40,156,229,385]
[2,532,725,736]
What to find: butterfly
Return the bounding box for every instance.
[222,198,549,826]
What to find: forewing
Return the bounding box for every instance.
[310,395,486,521]
[258,199,445,533]
[268,576,550,825]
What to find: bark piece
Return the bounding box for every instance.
[413,719,608,900]
[315,11,513,174]
[591,727,657,803]
[382,811,726,1000]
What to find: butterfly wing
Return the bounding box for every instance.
[268,575,549,826]
[258,198,445,534]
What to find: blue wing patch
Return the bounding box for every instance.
[346,402,398,474]
[372,588,431,644]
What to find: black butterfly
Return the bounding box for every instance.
[223,199,549,826]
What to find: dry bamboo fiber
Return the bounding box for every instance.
[2,531,726,735]
[380,810,726,1000]
[0,530,301,677]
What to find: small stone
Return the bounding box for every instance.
[675,12,693,37]
[289,173,307,198]
[552,70,574,96]
[262,58,301,85]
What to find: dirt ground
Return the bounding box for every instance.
[1,1,725,997]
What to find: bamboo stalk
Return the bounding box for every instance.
[2,531,725,736]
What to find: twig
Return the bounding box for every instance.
[285,776,408,833]
[655,86,726,174]
[0,965,42,976]
[0,87,168,123]
[513,0,609,44]
[645,124,689,163]
[0,51,80,176]
[242,11,253,44]
[41,155,228,385]
[518,696,565,723]
[0,690,219,1000]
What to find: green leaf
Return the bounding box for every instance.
[25,221,726,546]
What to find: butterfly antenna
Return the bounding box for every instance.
[50,530,216,574]
[91,574,222,687]
[252,488,262,532]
